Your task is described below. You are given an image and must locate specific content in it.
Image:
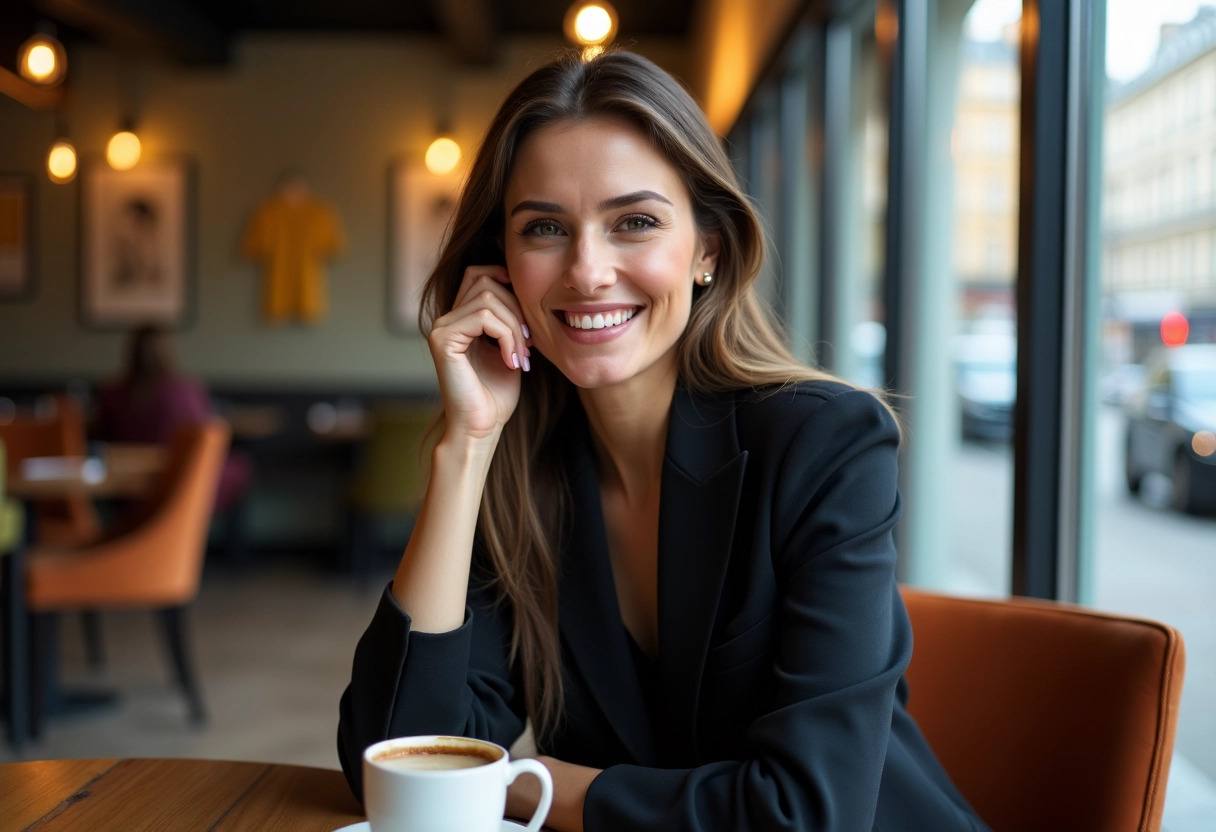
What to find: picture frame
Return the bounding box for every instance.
[0,173,35,301]
[387,159,462,334]
[80,159,194,329]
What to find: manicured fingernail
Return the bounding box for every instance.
[522,355,531,372]
[511,353,520,369]
[522,323,531,339]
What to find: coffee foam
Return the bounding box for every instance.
[370,742,500,772]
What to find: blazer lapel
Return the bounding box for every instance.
[657,389,748,761]
[556,407,659,765]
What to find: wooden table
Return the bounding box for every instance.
[2,446,166,749]
[0,758,364,831]
[4,443,166,500]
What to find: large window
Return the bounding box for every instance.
[1094,1,1216,824]
[731,0,1216,826]
[945,0,1022,595]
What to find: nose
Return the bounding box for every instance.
[563,233,615,294]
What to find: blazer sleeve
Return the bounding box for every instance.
[336,576,527,801]
[584,388,909,831]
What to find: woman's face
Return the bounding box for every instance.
[502,116,717,394]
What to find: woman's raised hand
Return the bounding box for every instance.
[428,265,531,441]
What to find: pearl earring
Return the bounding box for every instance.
[700,272,713,286]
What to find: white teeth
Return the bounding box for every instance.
[564,308,636,330]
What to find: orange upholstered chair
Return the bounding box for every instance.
[901,587,1185,832]
[26,421,230,725]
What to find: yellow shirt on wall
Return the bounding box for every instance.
[241,193,345,324]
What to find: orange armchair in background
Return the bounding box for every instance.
[901,587,1186,832]
[26,421,230,727]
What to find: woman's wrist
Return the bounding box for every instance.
[433,429,501,474]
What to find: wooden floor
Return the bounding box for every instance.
[0,559,385,771]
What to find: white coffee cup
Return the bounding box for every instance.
[362,735,553,832]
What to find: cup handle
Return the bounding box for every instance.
[505,758,553,832]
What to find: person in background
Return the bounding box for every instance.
[338,50,991,832]
[95,325,251,518]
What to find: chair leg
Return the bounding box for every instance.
[29,611,57,740]
[158,606,206,725]
[81,610,104,671]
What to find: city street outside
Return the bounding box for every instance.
[948,403,1216,826]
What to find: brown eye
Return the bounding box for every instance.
[523,220,562,237]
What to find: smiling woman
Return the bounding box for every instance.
[503,118,715,392]
[338,49,991,832]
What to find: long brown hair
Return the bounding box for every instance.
[420,49,844,745]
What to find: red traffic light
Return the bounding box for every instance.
[1161,311,1189,347]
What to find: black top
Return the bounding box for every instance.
[338,382,991,831]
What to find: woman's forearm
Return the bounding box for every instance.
[390,433,499,633]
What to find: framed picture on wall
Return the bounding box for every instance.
[80,159,194,329]
[0,174,35,301]
[387,159,461,334]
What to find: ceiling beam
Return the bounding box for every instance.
[429,0,497,65]
[36,0,230,65]
[0,65,68,110]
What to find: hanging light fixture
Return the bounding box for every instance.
[425,136,461,175]
[106,126,142,170]
[47,110,77,184]
[47,139,77,184]
[564,2,618,59]
[18,26,68,87]
[107,63,143,171]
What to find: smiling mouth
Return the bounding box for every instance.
[560,307,639,330]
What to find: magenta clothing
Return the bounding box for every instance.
[96,377,212,445]
[95,376,251,513]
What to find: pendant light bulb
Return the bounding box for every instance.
[425,137,462,175]
[18,32,67,86]
[47,139,77,184]
[564,2,618,47]
[107,130,141,170]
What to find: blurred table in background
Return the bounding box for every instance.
[219,404,285,441]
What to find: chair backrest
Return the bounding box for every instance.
[26,421,231,610]
[0,395,99,544]
[900,587,1186,832]
[348,403,437,513]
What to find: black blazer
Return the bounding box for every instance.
[338,382,990,831]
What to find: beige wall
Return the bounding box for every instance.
[0,35,689,389]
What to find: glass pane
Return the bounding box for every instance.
[1096,2,1216,825]
[829,13,889,390]
[944,0,1022,595]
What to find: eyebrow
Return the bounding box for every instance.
[508,189,673,217]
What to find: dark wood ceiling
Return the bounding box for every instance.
[1,0,699,69]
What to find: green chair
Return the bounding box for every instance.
[0,441,25,554]
[344,403,437,585]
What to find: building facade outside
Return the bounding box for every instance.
[1104,6,1216,363]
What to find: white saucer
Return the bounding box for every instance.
[333,822,527,831]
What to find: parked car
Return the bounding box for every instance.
[954,332,1016,441]
[1124,344,1216,515]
